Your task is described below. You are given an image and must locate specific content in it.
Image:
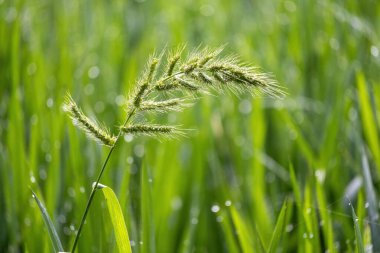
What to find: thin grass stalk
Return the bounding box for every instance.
[71,108,136,252]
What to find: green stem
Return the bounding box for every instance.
[72,70,188,252]
[71,108,136,253]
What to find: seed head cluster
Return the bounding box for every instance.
[64,47,285,145]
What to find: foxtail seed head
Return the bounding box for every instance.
[121,124,183,138]
[63,95,116,146]
[65,46,285,145]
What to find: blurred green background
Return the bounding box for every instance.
[1,0,380,252]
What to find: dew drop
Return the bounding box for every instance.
[126,156,134,164]
[315,169,326,183]
[285,224,294,232]
[134,144,144,157]
[171,196,183,210]
[58,214,66,224]
[88,66,100,79]
[46,98,54,108]
[39,169,47,180]
[124,134,134,143]
[191,218,198,225]
[211,204,220,213]
[371,45,379,58]
[225,200,232,207]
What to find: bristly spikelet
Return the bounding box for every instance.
[166,47,184,77]
[133,81,149,107]
[147,58,159,83]
[63,95,116,146]
[121,124,183,138]
[140,98,185,112]
[174,77,199,91]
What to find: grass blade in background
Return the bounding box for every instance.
[31,191,64,252]
[349,200,365,253]
[361,147,380,252]
[315,174,335,253]
[141,163,155,253]
[357,72,380,171]
[230,206,263,253]
[267,200,288,253]
[96,184,132,253]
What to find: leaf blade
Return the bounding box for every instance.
[31,191,64,252]
[349,200,365,253]
[267,200,288,253]
[98,185,132,253]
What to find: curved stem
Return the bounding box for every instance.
[72,69,188,252]
[71,108,136,253]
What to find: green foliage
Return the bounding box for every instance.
[1,0,380,252]
[97,184,132,253]
[350,201,365,253]
[31,191,64,252]
[268,200,288,253]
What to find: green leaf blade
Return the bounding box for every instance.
[267,200,288,253]
[98,185,132,253]
[31,191,64,252]
[349,201,365,253]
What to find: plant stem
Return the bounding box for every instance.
[71,72,181,252]
[71,109,136,253]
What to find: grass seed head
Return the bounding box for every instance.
[63,94,116,146]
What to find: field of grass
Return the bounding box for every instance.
[1,0,380,252]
